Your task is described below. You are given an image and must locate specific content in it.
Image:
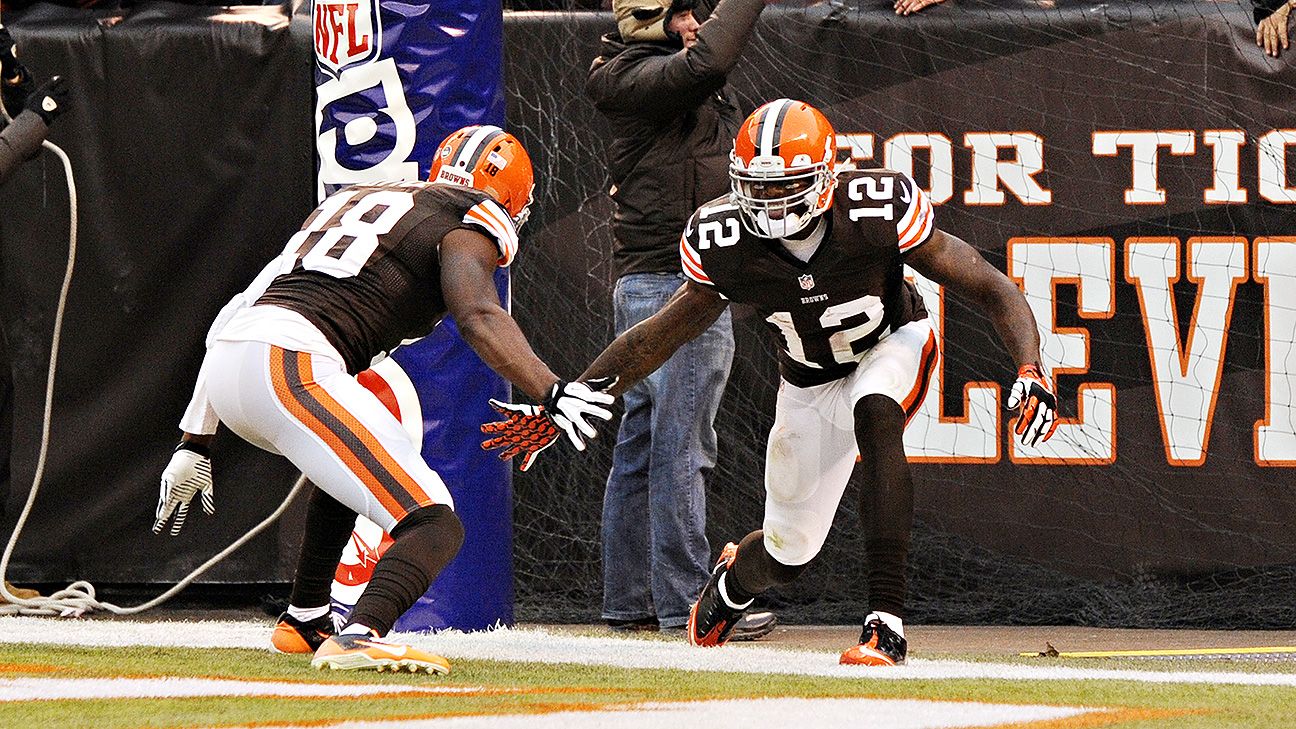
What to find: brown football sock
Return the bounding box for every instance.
[346,504,464,635]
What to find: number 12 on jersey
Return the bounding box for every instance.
[847,176,895,222]
[767,294,886,368]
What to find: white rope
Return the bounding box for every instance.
[0,87,307,617]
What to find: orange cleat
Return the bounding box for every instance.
[840,614,907,666]
[311,632,450,674]
[270,611,336,654]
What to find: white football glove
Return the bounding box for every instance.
[541,377,617,451]
[153,446,214,535]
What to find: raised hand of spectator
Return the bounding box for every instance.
[894,0,944,16]
[1257,2,1292,58]
[25,76,67,125]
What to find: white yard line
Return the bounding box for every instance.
[2,616,1294,687]
[0,676,485,701]
[254,698,1099,729]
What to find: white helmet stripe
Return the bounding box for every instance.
[758,98,793,157]
[453,124,504,168]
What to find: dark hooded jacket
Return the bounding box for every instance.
[586,0,765,278]
[0,110,47,186]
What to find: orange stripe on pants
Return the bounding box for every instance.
[901,330,940,427]
[269,348,433,522]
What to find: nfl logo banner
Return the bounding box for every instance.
[313,0,381,79]
[314,0,513,632]
[313,0,506,199]
[799,273,815,290]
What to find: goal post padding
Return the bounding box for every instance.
[314,0,513,630]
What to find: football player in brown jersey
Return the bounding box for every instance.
[485,99,1059,666]
[152,125,615,673]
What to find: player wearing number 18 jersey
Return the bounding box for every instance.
[152,126,615,673]
[483,99,1060,665]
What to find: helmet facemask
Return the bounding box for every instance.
[730,155,832,238]
[511,187,534,231]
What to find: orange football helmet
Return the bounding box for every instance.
[430,125,535,229]
[730,99,837,238]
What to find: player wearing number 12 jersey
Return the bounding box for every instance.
[486,99,1061,664]
[152,126,615,673]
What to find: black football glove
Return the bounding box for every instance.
[25,76,67,125]
[0,25,33,116]
[541,377,617,450]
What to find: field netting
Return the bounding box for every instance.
[502,1,1296,627]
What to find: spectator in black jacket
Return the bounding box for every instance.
[585,0,775,639]
[0,23,66,605]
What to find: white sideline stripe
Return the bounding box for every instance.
[255,698,1096,729]
[3,618,1296,687]
[0,677,479,701]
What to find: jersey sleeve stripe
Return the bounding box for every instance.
[475,197,513,232]
[896,186,922,236]
[897,186,934,252]
[683,258,712,284]
[464,201,519,266]
[896,186,928,243]
[898,200,933,252]
[679,235,713,284]
[901,207,934,252]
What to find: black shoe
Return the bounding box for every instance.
[840,613,907,666]
[607,616,659,632]
[270,610,336,654]
[687,542,749,647]
[729,610,777,641]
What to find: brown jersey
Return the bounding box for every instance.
[680,168,932,387]
[257,181,518,374]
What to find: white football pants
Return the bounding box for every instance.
[762,319,938,566]
[203,339,452,532]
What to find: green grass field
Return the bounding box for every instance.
[4,638,1296,729]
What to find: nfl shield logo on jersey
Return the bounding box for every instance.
[799,274,816,290]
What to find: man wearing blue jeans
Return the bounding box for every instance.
[586,0,776,636]
[602,273,735,629]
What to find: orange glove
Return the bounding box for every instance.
[1007,363,1059,447]
[480,400,561,472]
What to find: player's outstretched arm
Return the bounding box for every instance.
[442,226,615,446]
[441,227,561,401]
[579,280,728,397]
[906,229,1058,445]
[906,229,1039,365]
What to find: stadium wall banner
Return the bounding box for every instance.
[313,0,513,630]
[501,3,1296,626]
